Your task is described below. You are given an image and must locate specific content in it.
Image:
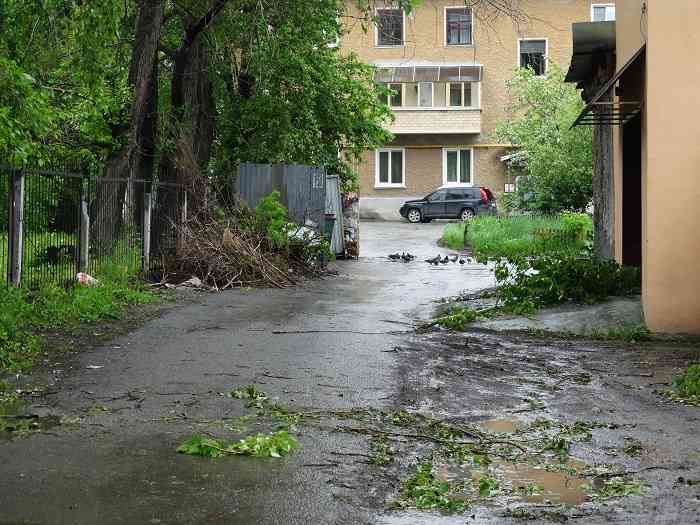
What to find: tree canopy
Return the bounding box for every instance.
[495,67,593,213]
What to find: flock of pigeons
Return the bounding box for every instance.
[388,253,470,265]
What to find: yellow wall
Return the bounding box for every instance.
[342,0,593,196]
[643,0,700,333]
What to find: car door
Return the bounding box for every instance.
[444,188,467,218]
[424,189,448,218]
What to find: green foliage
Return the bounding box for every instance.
[441,223,468,251]
[436,307,480,330]
[397,462,468,512]
[495,67,593,213]
[0,275,156,373]
[674,364,700,397]
[229,384,269,409]
[594,324,652,343]
[255,192,291,249]
[369,435,394,465]
[177,430,298,459]
[214,0,393,192]
[451,214,592,258]
[477,476,501,498]
[587,477,645,500]
[494,255,641,315]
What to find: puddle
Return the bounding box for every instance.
[0,397,61,439]
[480,417,519,433]
[435,458,589,507]
[499,460,589,505]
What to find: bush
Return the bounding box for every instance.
[494,255,641,314]
[495,67,593,213]
[255,191,290,249]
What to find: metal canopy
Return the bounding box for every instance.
[572,44,646,127]
[373,63,483,83]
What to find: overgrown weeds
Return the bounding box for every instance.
[442,213,592,257]
[0,267,157,373]
[657,364,700,406]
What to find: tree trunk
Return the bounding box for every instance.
[91,0,164,248]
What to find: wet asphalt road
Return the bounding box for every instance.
[0,221,493,525]
[2,221,699,525]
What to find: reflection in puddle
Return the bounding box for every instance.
[480,418,519,433]
[435,458,589,507]
[500,460,589,505]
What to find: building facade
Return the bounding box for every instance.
[568,0,700,334]
[341,0,614,220]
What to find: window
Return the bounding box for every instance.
[443,148,472,186]
[381,83,403,107]
[519,39,547,76]
[591,4,616,21]
[428,189,447,202]
[447,82,474,107]
[376,9,403,46]
[418,82,433,107]
[376,149,405,187]
[445,8,473,46]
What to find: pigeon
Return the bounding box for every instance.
[401,252,415,262]
[450,255,459,263]
[440,256,450,264]
[459,258,466,265]
[425,255,441,264]
[388,253,401,260]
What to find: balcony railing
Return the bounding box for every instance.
[388,107,481,134]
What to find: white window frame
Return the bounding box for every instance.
[375,8,405,47]
[417,81,433,107]
[443,6,474,47]
[518,38,549,76]
[382,82,404,108]
[442,148,474,187]
[591,4,616,21]
[375,148,406,188]
[445,82,479,109]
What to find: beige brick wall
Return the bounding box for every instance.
[359,143,517,198]
[390,109,481,134]
[342,0,597,198]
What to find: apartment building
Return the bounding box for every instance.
[341,1,616,219]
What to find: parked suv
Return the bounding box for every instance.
[399,187,497,223]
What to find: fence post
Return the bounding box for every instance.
[79,186,90,273]
[143,192,152,273]
[8,171,24,287]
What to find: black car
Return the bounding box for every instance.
[399,186,497,223]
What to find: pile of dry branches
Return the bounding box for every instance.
[166,214,318,290]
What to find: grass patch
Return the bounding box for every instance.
[675,364,700,397]
[441,213,592,258]
[592,324,651,343]
[0,263,157,373]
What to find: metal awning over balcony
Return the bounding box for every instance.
[372,60,483,83]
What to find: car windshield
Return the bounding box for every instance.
[426,190,444,202]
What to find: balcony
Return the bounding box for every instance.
[389,107,481,134]
[373,61,483,135]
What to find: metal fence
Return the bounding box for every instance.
[1,165,184,288]
[236,163,327,231]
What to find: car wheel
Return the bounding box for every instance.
[460,208,475,221]
[407,208,422,223]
